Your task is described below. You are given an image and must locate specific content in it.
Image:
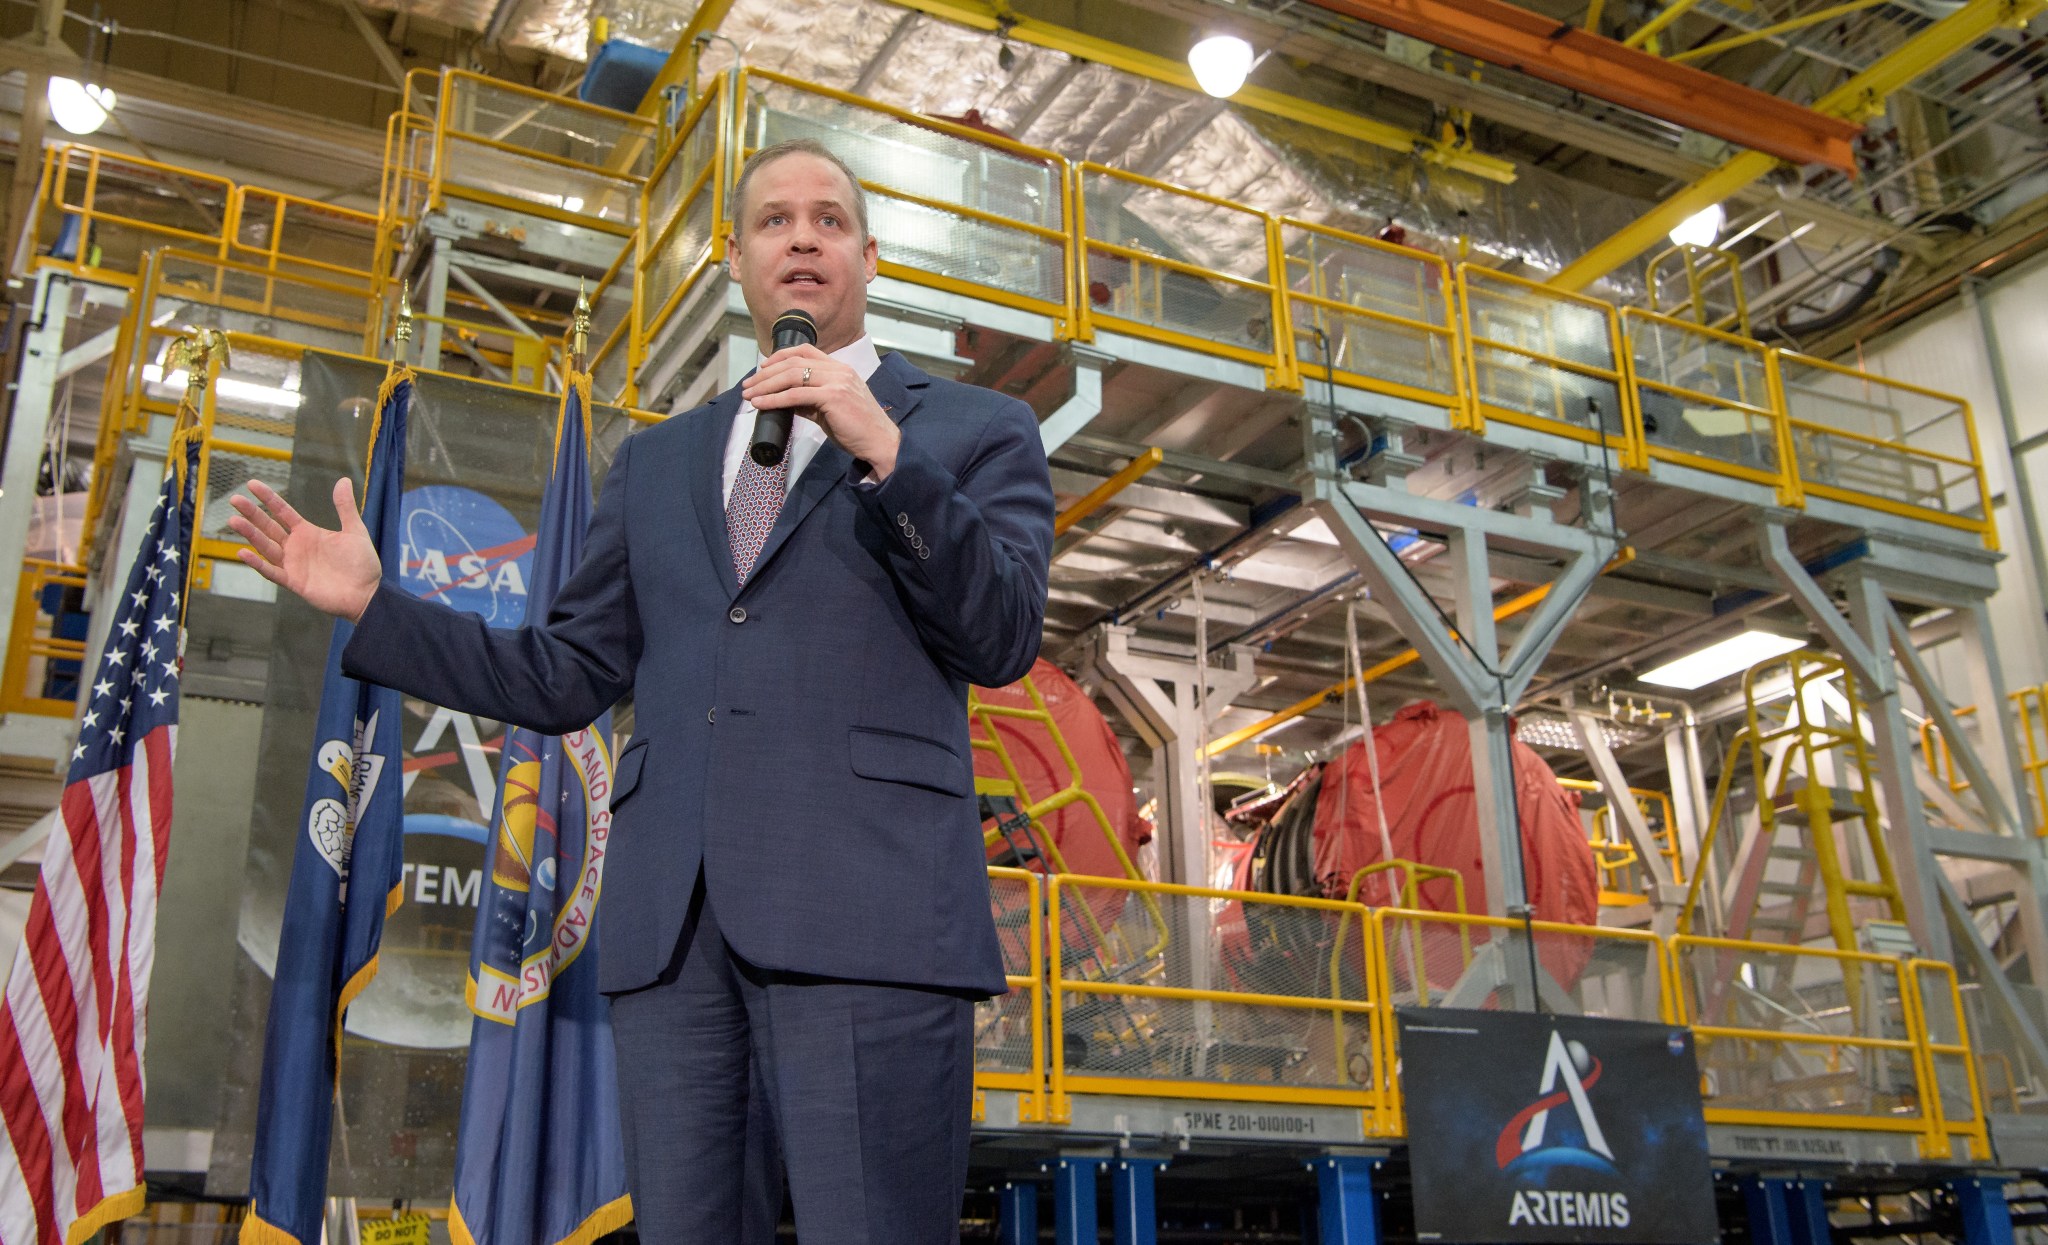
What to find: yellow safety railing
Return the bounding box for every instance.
[1279,217,1463,418]
[0,560,90,717]
[1075,162,1290,383]
[1773,350,1996,547]
[1671,935,1987,1159]
[587,234,640,406]
[227,188,379,293]
[1458,263,1643,465]
[633,72,730,392]
[1644,243,1751,337]
[1370,907,1671,1136]
[1623,307,1798,502]
[734,70,1076,329]
[1558,778,1684,904]
[976,867,1048,1122]
[428,69,652,235]
[1047,874,1383,1129]
[1918,687,2048,836]
[28,145,233,286]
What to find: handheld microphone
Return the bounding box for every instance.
[750,308,818,467]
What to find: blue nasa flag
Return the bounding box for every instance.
[451,373,631,1245]
[245,368,413,1245]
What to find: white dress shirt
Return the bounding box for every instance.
[721,334,884,505]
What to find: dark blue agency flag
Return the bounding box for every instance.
[452,374,631,1245]
[245,368,414,1245]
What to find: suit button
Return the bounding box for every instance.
[707,707,716,724]
[917,546,931,560]
[728,606,747,624]
[896,512,910,527]
[904,525,918,540]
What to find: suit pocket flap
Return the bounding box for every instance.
[848,727,966,796]
[612,737,650,804]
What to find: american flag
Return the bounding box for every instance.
[0,433,198,1245]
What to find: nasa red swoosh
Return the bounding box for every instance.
[1494,1057,1602,1168]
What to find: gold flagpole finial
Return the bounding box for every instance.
[394,288,414,365]
[570,278,591,373]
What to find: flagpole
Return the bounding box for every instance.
[164,328,225,628]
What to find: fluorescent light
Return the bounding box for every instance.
[561,195,585,213]
[1668,202,1725,249]
[142,364,304,409]
[1188,35,1255,98]
[47,78,114,136]
[1639,629,1804,691]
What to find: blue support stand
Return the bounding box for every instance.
[1950,1176,2015,1245]
[1050,1156,1107,1245]
[1311,1155,1385,1245]
[1742,1176,1831,1245]
[1110,1158,1168,1245]
[998,1180,1039,1245]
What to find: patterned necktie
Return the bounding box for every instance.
[726,439,789,586]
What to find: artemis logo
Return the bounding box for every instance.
[1496,1030,1616,1174]
[1509,1190,1631,1229]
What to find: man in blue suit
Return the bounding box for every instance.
[228,137,1056,1243]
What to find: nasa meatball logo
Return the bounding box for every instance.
[399,485,536,625]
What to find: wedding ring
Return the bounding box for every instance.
[801,367,812,385]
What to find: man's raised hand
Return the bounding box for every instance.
[228,478,382,623]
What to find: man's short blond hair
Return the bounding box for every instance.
[730,138,870,241]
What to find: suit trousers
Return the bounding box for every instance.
[606,871,975,1244]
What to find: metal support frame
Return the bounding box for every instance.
[1110,1157,1168,1245]
[1742,1176,1832,1245]
[1083,625,1256,889]
[1050,1155,1106,1245]
[1311,1154,1384,1245]
[1950,1176,2016,1245]
[0,269,71,687]
[997,1180,1039,1245]
[1309,468,1614,916]
[1039,347,1110,455]
[1571,706,1685,932]
[1761,515,2048,1085]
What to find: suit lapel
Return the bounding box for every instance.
[742,353,931,591]
[691,385,743,601]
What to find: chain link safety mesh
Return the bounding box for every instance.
[154,255,371,354]
[750,89,1068,310]
[1916,962,1978,1124]
[1778,356,1983,519]
[1677,944,1921,1119]
[1380,916,1664,1022]
[44,153,234,279]
[976,873,1040,1078]
[1282,226,1457,402]
[1629,317,1781,476]
[204,450,292,543]
[648,105,720,254]
[645,192,717,326]
[1465,275,1624,437]
[1083,174,1272,355]
[232,190,379,285]
[1057,884,1375,1092]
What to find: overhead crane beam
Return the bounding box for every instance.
[1551,0,2047,293]
[636,0,1519,184]
[1299,0,1863,172]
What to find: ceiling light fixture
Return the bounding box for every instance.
[1188,34,1255,99]
[1667,202,1726,249]
[1638,629,1804,691]
[47,77,115,137]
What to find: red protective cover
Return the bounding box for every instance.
[975,659,1151,911]
[1310,700,1598,986]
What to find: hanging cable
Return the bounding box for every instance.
[1192,567,1216,887]
[1348,599,1401,906]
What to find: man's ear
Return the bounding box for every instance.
[863,232,879,283]
[726,229,742,280]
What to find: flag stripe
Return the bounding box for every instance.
[0,438,194,1244]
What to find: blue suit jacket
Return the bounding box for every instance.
[342,351,1054,996]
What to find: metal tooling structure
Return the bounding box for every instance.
[10,31,2048,1245]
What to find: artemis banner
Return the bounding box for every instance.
[1398,1007,1718,1245]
